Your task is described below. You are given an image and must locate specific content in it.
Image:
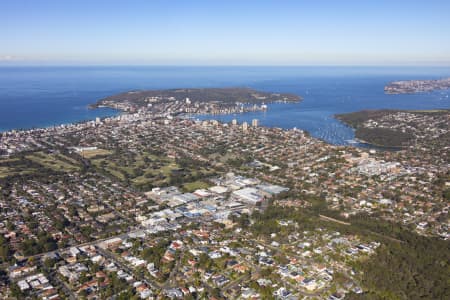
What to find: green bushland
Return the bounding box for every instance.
[251,201,450,300]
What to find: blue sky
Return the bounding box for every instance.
[1,0,450,65]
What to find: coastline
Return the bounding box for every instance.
[352,137,406,151]
[334,109,450,150]
[0,100,404,152]
[2,66,450,146]
[0,105,121,134]
[2,79,449,150]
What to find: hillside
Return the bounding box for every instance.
[336,109,450,149]
[91,87,301,111]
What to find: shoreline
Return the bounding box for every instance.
[1,102,403,152]
[352,138,406,151]
[0,105,121,134]
[2,87,446,152]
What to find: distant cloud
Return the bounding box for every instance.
[0,55,16,61]
[0,55,29,64]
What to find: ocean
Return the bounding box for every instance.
[0,66,449,145]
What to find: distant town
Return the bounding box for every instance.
[0,88,448,299]
[384,77,450,94]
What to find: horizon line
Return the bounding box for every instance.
[1,64,450,68]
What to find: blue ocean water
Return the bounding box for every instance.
[0,66,449,145]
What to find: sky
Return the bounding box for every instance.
[1,0,450,66]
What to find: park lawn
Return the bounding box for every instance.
[0,165,40,178]
[91,160,126,180]
[56,153,79,165]
[0,170,37,178]
[0,156,44,178]
[182,180,210,192]
[132,162,180,187]
[0,158,20,164]
[160,163,179,176]
[79,148,113,159]
[90,151,216,190]
[106,166,127,181]
[26,151,80,172]
[0,166,12,178]
[91,152,180,186]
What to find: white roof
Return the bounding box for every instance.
[232,187,263,204]
[209,186,228,194]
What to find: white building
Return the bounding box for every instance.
[242,122,248,132]
[232,187,263,205]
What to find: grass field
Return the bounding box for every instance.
[89,151,215,190]
[0,166,13,178]
[0,158,20,164]
[92,153,180,186]
[0,168,36,178]
[26,151,81,172]
[0,154,54,178]
[80,148,113,158]
[182,180,210,192]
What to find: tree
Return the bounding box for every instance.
[210,287,221,298]
[43,258,56,269]
[10,283,24,299]
[0,236,10,262]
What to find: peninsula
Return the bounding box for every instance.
[336,109,450,149]
[384,77,450,94]
[91,87,302,114]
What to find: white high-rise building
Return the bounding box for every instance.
[252,119,259,127]
[231,119,237,126]
[242,122,248,132]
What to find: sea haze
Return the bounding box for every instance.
[0,66,449,145]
